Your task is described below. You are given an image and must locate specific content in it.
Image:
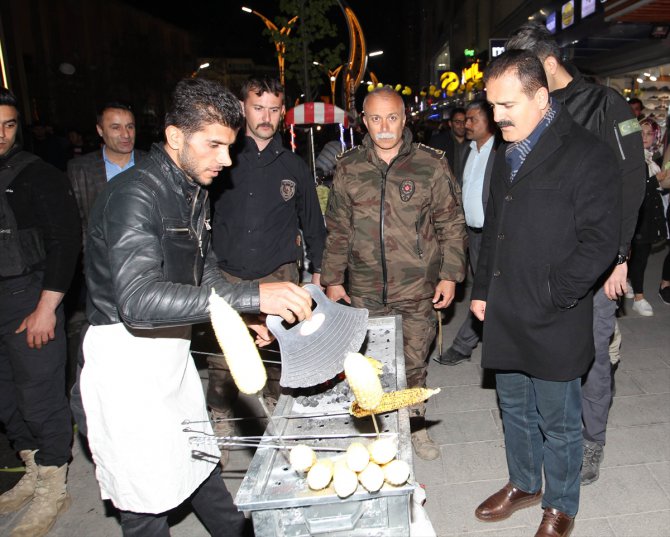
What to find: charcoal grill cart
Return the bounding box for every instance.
[235,315,414,536]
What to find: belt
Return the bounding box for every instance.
[467,226,483,233]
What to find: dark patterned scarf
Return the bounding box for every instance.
[505,99,559,183]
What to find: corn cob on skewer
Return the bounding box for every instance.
[208,289,267,395]
[344,352,384,410]
[349,387,441,418]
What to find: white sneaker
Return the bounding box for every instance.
[632,298,654,316]
[624,280,634,299]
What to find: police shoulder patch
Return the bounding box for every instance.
[618,118,642,137]
[416,143,445,159]
[337,145,362,161]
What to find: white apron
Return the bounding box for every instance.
[80,323,219,513]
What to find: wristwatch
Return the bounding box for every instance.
[615,253,627,265]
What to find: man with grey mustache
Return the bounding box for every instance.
[321,86,467,461]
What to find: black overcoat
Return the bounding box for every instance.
[472,108,621,381]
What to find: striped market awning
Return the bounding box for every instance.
[285,102,349,127]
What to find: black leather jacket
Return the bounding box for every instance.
[85,143,260,328]
[551,65,645,256]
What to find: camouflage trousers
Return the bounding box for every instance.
[206,262,299,413]
[350,295,438,417]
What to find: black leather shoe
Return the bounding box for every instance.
[475,482,542,521]
[434,346,471,365]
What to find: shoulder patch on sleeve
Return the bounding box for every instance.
[416,143,445,159]
[337,145,362,161]
[618,118,642,137]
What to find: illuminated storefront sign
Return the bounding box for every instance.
[562,0,575,29]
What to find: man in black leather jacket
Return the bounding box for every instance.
[79,78,313,537]
[507,22,646,487]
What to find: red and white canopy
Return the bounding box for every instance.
[285,102,349,127]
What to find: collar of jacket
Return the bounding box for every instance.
[148,142,202,200]
[502,105,574,184]
[362,127,414,169]
[550,63,585,103]
[240,131,286,158]
[0,144,24,168]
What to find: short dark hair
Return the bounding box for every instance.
[165,78,244,136]
[96,101,133,125]
[506,21,562,64]
[628,97,643,107]
[0,87,19,114]
[484,49,548,98]
[466,100,494,131]
[241,77,284,103]
[450,107,466,120]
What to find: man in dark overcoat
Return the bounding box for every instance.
[470,50,620,537]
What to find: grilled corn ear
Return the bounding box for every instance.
[349,387,441,417]
[209,289,267,395]
[366,356,383,375]
[344,352,384,410]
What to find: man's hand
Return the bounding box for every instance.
[310,272,322,288]
[604,262,628,300]
[326,284,351,304]
[432,280,456,309]
[470,299,486,321]
[246,316,276,348]
[15,290,64,349]
[259,282,313,324]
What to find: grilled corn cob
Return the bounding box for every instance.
[382,459,410,486]
[208,289,267,395]
[349,387,441,418]
[366,356,383,375]
[344,352,384,410]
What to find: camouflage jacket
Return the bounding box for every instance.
[321,128,467,303]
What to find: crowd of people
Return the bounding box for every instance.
[0,19,668,537]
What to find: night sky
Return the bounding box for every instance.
[125,1,403,84]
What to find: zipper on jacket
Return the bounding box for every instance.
[613,121,626,161]
[380,169,389,304]
[415,218,424,259]
[190,186,208,284]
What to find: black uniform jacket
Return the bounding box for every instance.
[211,133,326,280]
[472,108,621,381]
[85,144,260,329]
[2,147,80,291]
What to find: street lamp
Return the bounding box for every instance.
[313,62,344,105]
[191,62,210,78]
[368,50,384,57]
[242,6,298,86]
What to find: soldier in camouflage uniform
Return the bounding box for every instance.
[321,86,467,460]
